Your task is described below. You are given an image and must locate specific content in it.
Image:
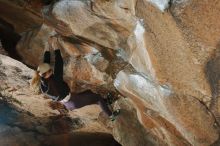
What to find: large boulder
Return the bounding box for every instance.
[114,70,218,145]
[0,54,119,146]
[1,0,220,145]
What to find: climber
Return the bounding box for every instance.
[32,36,119,121]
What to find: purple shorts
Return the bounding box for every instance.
[60,90,112,116]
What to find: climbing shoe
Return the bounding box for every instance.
[106,92,115,105]
[110,109,120,121]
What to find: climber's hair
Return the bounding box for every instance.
[30,71,41,94]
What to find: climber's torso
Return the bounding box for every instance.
[40,74,70,101]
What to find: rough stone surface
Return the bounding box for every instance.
[114,70,218,146]
[0,0,220,145]
[0,54,120,146]
[0,0,42,33]
[16,23,112,92]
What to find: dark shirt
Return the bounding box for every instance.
[40,50,70,101]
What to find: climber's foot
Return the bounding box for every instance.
[109,109,120,121]
[106,92,118,105]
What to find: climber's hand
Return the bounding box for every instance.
[48,36,59,50]
[44,42,50,51]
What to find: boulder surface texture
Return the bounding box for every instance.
[0,0,220,146]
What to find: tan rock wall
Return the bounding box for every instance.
[1,0,220,145]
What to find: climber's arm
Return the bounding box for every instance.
[54,49,63,79]
[43,41,51,64]
[43,51,50,64]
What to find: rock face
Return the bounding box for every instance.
[0,54,120,146]
[0,0,220,145]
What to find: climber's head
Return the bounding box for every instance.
[37,63,53,78]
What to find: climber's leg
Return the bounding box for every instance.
[61,90,113,115]
[61,90,103,110]
[61,90,120,120]
[98,97,112,116]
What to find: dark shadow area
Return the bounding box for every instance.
[0,18,21,60]
[41,0,58,5]
[211,138,220,146]
[206,44,220,145]
[0,94,121,146]
[205,43,220,124]
[44,132,121,146]
[206,54,220,98]
[205,43,220,98]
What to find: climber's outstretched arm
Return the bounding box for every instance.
[54,49,63,79]
[48,35,63,79]
[43,51,50,64]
